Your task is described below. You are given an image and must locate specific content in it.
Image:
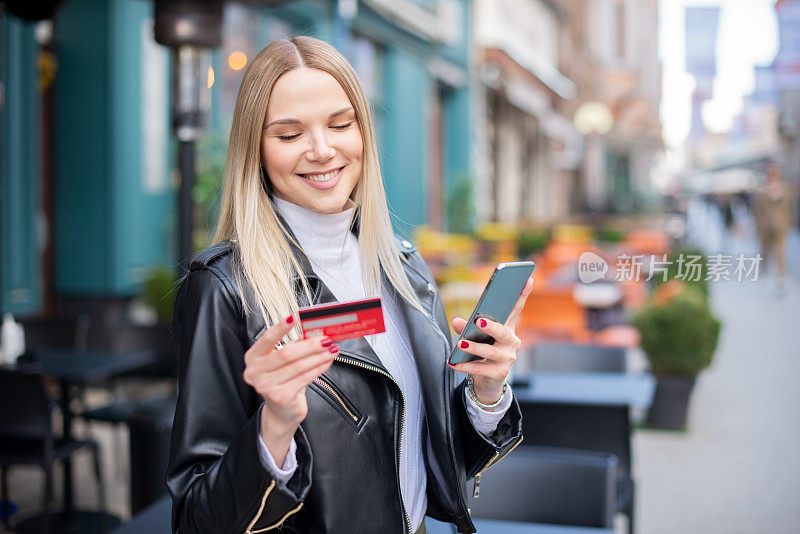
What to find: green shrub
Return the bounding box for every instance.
[445,173,476,235]
[517,227,550,258]
[142,266,179,323]
[633,285,721,376]
[597,225,625,243]
[650,247,710,298]
[193,133,228,251]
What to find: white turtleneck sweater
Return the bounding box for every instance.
[258,195,512,531]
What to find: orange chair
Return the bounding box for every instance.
[592,324,640,348]
[623,231,670,257]
[618,279,648,309]
[518,285,642,350]
[518,288,591,345]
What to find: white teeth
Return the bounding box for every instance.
[302,168,341,182]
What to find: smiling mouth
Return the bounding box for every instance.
[297,167,344,183]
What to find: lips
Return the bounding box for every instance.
[297,166,344,182]
[296,166,345,190]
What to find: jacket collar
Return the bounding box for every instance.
[272,204,448,374]
[273,206,390,371]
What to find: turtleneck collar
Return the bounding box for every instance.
[271,195,357,256]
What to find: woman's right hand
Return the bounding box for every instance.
[243,315,339,463]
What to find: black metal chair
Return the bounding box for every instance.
[109,495,171,534]
[109,323,176,380]
[82,323,176,513]
[528,343,626,373]
[20,314,91,354]
[467,445,619,528]
[0,368,105,533]
[519,400,636,533]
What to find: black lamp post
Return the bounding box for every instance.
[154,0,223,270]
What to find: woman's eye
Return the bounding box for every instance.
[277,133,301,141]
[331,122,353,130]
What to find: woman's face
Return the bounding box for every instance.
[261,68,363,214]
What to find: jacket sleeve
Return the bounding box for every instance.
[454,378,523,479]
[167,266,313,534]
[425,261,523,480]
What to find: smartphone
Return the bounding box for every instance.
[448,261,535,365]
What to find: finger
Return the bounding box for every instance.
[244,337,333,385]
[256,336,334,372]
[454,339,509,365]
[451,316,467,335]
[259,357,334,406]
[474,317,519,347]
[273,358,335,401]
[250,314,298,355]
[448,360,508,382]
[506,277,534,329]
[268,347,339,385]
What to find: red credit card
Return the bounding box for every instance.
[298,297,385,342]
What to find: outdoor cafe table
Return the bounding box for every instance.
[427,517,615,533]
[108,496,616,534]
[513,371,655,409]
[14,347,158,534]
[511,370,655,461]
[511,371,655,532]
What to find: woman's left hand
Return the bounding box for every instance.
[448,277,534,405]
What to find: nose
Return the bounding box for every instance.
[306,129,335,162]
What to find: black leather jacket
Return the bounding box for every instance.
[167,226,523,534]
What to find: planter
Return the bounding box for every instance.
[646,375,696,429]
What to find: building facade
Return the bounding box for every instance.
[0,0,473,317]
[581,0,663,212]
[471,0,663,224]
[472,0,580,224]
[774,0,800,186]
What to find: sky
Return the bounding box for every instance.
[659,0,780,149]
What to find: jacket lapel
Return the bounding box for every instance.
[277,208,388,372]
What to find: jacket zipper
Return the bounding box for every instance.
[335,351,412,534]
[244,480,304,533]
[313,376,359,422]
[398,257,474,527]
[472,433,524,498]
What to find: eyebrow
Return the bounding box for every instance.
[264,106,354,130]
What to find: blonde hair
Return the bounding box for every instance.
[213,36,425,338]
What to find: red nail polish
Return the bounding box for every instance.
[328,345,340,354]
[321,337,333,348]
[286,315,295,325]
[478,318,488,328]
[459,340,469,349]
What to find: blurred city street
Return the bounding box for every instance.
[634,220,800,533]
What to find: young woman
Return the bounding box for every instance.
[167,36,532,534]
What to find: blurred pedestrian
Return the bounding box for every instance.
[167,36,530,534]
[753,163,796,295]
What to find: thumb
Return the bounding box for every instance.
[451,316,467,335]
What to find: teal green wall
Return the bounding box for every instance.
[352,1,473,236]
[442,0,474,229]
[443,86,472,193]
[55,0,173,296]
[381,50,429,238]
[1,14,40,316]
[4,0,473,309]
